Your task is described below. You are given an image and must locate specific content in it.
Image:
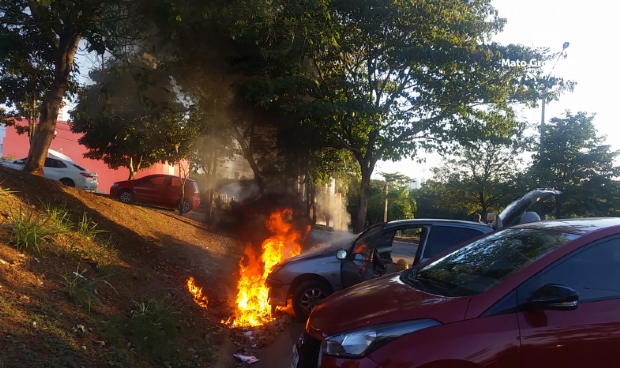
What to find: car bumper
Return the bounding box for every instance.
[110,187,119,196]
[82,183,98,191]
[295,332,384,368]
[267,279,289,307]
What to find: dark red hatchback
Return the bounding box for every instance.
[110,174,200,212]
[295,218,620,368]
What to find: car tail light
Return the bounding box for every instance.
[80,173,95,179]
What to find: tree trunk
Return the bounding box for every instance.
[555,195,563,219]
[178,160,186,216]
[354,168,372,233]
[232,124,267,196]
[25,30,81,175]
[127,156,141,180]
[310,182,317,225]
[204,154,218,223]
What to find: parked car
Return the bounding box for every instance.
[110,174,200,212]
[268,189,560,319]
[0,156,98,191]
[295,217,620,368]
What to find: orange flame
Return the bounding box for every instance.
[226,209,310,327]
[187,277,208,309]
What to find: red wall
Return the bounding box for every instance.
[2,121,181,194]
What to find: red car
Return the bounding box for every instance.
[110,174,200,212]
[294,217,620,368]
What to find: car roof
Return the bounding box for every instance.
[512,217,620,235]
[383,219,493,231]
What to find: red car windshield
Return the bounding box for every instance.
[403,228,580,297]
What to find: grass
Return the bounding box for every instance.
[4,204,58,254]
[99,294,214,365]
[77,212,106,240]
[84,236,121,276]
[60,263,118,314]
[40,200,74,233]
[0,185,16,196]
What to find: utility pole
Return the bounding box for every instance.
[384,181,388,222]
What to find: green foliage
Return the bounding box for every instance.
[4,204,57,253]
[76,212,106,240]
[70,58,197,179]
[99,295,213,364]
[0,0,141,172]
[350,174,416,226]
[0,182,16,196]
[431,129,531,216]
[60,263,116,313]
[40,200,74,233]
[532,111,620,218]
[411,180,470,221]
[211,0,573,231]
[84,236,120,276]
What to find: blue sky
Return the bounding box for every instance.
[375,0,620,181]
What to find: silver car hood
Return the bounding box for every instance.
[282,236,356,265]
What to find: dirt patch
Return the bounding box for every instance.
[0,167,246,367]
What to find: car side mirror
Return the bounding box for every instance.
[336,249,348,260]
[524,284,579,311]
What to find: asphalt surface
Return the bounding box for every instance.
[252,229,420,367]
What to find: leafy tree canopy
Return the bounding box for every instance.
[0,0,141,173]
[225,0,574,231]
[70,57,196,179]
[532,111,620,218]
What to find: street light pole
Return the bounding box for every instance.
[384,181,388,222]
[539,42,569,183]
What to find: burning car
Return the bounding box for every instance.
[266,189,560,320]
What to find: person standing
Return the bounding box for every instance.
[474,214,484,223]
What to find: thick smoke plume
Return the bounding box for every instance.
[314,190,351,231]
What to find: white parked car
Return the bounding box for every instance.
[0,156,98,191]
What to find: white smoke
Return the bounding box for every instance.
[314,190,351,231]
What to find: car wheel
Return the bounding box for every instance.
[59,178,75,187]
[292,280,331,320]
[179,199,192,213]
[119,190,134,203]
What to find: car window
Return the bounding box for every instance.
[351,224,384,260]
[409,228,580,297]
[423,226,485,259]
[71,163,86,171]
[148,176,167,185]
[384,226,427,267]
[518,237,620,304]
[44,158,67,168]
[170,177,182,186]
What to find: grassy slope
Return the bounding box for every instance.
[0,167,244,368]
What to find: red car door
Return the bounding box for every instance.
[134,175,169,204]
[517,236,620,367]
[168,176,183,207]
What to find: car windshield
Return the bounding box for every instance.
[402,228,580,297]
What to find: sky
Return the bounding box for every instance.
[374,0,620,181]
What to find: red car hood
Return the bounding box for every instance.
[307,272,470,339]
